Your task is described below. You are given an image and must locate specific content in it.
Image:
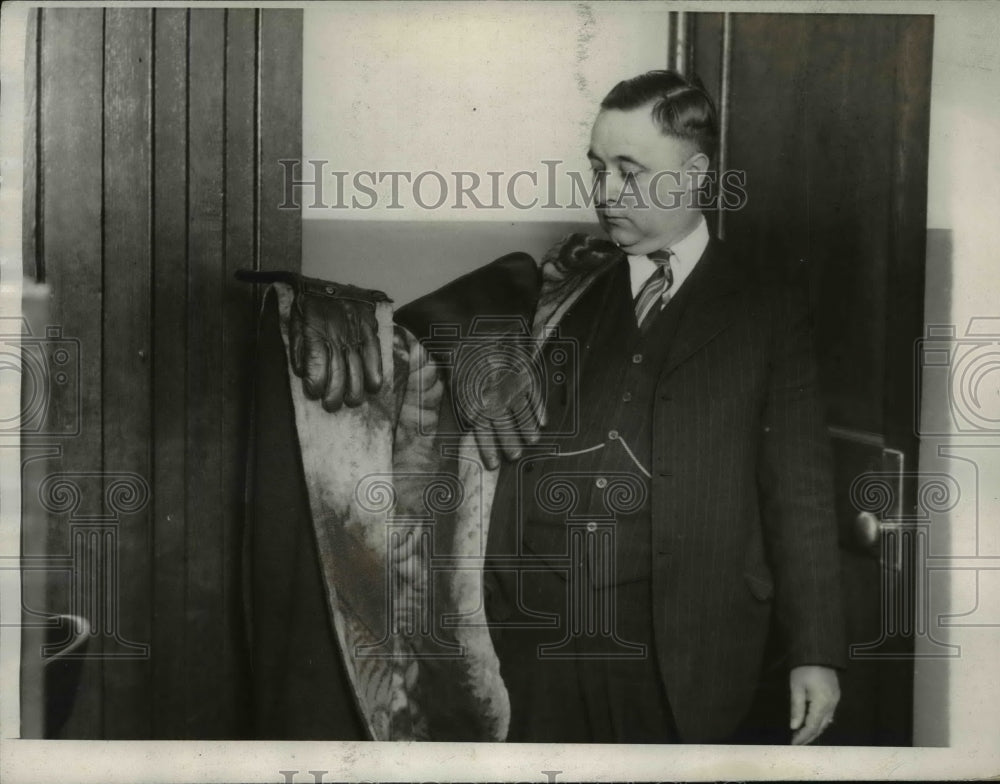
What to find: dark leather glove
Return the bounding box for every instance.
[236,270,391,411]
[448,333,547,470]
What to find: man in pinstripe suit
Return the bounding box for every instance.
[272,70,844,743]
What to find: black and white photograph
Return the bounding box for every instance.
[0,1,998,780]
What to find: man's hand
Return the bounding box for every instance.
[288,281,388,411]
[789,665,840,745]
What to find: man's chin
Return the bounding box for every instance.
[601,221,638,250]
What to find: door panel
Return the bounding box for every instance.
[20,7,303,739]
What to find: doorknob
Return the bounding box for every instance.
[852,511,907,571]
[853,510,880,548]
[837,437,906,571]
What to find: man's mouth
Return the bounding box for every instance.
[600,211,630,224]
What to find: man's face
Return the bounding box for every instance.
[588,105,703,255]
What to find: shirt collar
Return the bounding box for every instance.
[626,216,710,299]
[663,215,710,269]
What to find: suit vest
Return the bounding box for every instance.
[487,257,696,592]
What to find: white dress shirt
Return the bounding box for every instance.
[626,216,710,300]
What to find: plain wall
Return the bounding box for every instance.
[302,1,669,224]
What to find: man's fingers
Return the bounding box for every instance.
[806,696,837,740]
[802,705,826,741]
[792,700,824,745]
[792,725,819,746]
[322,345,347,412]
[792,704,831,746]
[343,346,365,407]
[789,682,806,731]
[789,666,840,744]
[474,427,501,471]
[359,315,384,393]
[791,692,837,745]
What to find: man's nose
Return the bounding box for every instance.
[601,171,624,206]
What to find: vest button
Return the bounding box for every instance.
[607,430,619,440]
[621,391,632,402]
[632,353,643,364]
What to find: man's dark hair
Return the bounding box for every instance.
[601,70,719,161]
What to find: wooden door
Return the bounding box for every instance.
[692,13,934,745]
[19,7,302,739]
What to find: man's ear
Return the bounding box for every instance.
[683,151,711,193]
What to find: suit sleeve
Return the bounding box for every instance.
[756,289,848,670]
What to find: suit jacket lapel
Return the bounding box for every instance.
[661,238,747,378]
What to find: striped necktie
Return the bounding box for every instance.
[634,249,675,331]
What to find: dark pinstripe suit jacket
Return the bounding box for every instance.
[401,234,847,741]
[637,236,846,740]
